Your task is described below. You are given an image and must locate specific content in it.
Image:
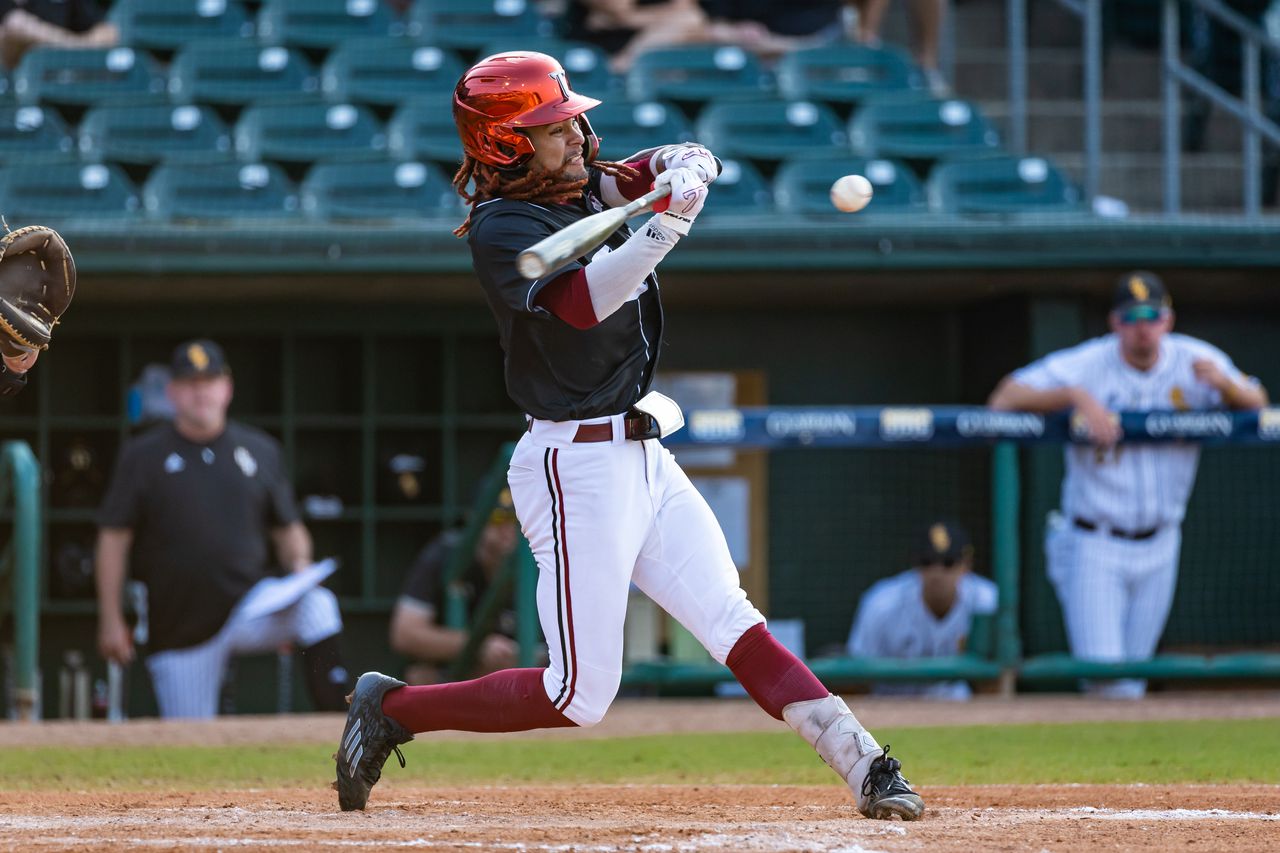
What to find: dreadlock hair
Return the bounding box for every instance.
[452,155,640,237]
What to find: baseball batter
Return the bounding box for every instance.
[989,272,1268,697]
[335,51,923,820]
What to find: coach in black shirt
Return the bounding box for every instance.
[95,339,349,718]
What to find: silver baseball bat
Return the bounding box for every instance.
[516,185,671,281]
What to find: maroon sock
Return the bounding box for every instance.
[725,623,829,721]
[380,668,577,735]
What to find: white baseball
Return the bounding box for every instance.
[830,174,873,213]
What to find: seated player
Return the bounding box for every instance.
[847,520,997,700]
[389,488,524,685]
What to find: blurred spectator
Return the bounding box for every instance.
[846,520,997,701]
[96,339,351,718]
[389,486,526,685]
[0,0,118,70]
[847,0,948,95]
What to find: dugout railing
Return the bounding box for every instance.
[0,441,42,720]
[462,407,1280,693]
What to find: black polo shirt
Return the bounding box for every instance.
[468,172,664,421]
[397,530,516,641]
[0,0,106,32]
[97,421,300,653]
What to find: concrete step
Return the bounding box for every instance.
[977,100,1254,154]
[1050,151,1275,211]
[954,47,1162,101]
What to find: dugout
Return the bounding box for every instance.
[4,219,1280,717]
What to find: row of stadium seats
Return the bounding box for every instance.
[1,97,1002,168]
[0,156,1083,223]
[1,41,928,112]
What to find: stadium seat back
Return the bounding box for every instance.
[696,98,847,161]
[407,0,546,49]
[586,99,693,162]
[0,105,76,163]
[387,97,463,164]
[698,158,771,217]
[773,155,924,214]
[849,97,1001,159]
[257,0,403,48]
[626,45,772,103]
[79,103,232,165]
[234,102,386,163]
[169,41,320,105]
[476,38,617,97]
[111,0,254,50]
[13,47,166,106]
[321,40,465,105]
[301,160,459,219]
[0,162,141,221]
[144,162,300,220]
[776,44,926,104]
[926,155,1082,214]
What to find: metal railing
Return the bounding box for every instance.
[0,441,42,721]
[1163,0,1280,218]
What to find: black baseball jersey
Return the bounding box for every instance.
[468,171,664,421]
[97,421,301,653]
[0,0,106,32]
[398,530,517,641]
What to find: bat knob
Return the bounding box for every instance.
[516,251,548,281]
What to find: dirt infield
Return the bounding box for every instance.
[2,784,1277,852]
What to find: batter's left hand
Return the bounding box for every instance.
[651,144,718,185]
[1192,358,1229,392]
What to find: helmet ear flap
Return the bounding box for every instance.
[576,114,600,164]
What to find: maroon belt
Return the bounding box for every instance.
[528,415,658,442]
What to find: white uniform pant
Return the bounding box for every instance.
[508,415,765,726]
[1046,514,1181,698]
[146,582,343,719]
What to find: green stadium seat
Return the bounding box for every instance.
[321,39,465,106]
[773,156,924,215]
[12,47,166,107]
[848,97,1001,160]
[78,104,233,165]
[0,162,141,221]
[407,0,546,49]
[143,162,300,220]
[257,0,404,48]
[698,158,771,217]
[0,70,15,104]
[387,97,463,165]
[169,41,320,105]
[0,105,76,163]
[586,100,693,162]
[476,39,616,97]
[300,160,460,220]
[234,102,386,163]
[626,45,773,104]
[110,0,254,51]
[926,155,1083,214]
[777,44,926,105]
[695,97,847,162]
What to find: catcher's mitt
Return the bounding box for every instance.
[0,225,76,359]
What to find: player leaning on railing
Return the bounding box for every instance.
[333,51,925,821]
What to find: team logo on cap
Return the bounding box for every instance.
[929,524,951,553]
[188,344,210,371]
[1129,276,1149,302]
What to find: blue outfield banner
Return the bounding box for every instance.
[665,406,1280,448]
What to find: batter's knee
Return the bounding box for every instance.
[555,667,622,728]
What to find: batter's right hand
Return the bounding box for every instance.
[1071,391,1122,447]
[98,617,135,664]
[653,167,707,236]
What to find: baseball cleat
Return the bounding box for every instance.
[859,745,925,821]
[333,671,413,811]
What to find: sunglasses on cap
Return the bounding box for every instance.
[1118,305,1165,325]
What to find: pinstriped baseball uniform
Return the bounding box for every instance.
[1013,332,1256,697]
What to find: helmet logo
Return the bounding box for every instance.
[549,70,570,103]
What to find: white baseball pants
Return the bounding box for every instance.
[146,583,342,719]
[508,414,765,726]
[1046,513,1181,698]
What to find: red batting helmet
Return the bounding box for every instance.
[453,51,601,169]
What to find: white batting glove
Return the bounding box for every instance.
[653,167,708,236]
[650,144,718,185]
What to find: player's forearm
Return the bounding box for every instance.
[389,613,468,662]
[1220,378,1268,410]
[272,522,313,572]
[988,378,1087,413]
[94,529,132,623]
[598,159,655,207]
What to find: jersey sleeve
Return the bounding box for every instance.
[1182,337,1259,405]
[470,208,584,317]
[1011,339,1100,391]
[398,537,450,613]
[965,575,1000,615]
[96,439,146,529]
[261,436,302,527]
[847,583,892,657]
